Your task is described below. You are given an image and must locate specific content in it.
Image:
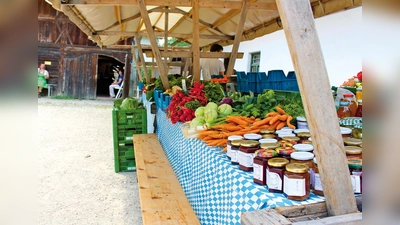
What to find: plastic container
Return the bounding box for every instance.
[284,163,310,201]
[296,116,308,129]
[267,70,286,91]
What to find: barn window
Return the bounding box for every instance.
[250,52,261,72]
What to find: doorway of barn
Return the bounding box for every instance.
[96,55,125,97]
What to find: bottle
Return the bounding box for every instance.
[355,100,362,117]
[337,101,352,119]
[342,94,357,117]
[356,88,362,101]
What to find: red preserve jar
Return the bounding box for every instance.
[266,158,289,193]
[227,135,243,160]
[238,140,260,172]
[283,163,310,201]
[253,150,278,185]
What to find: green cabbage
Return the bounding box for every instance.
[195,107,205,117]
[205,102,218,113]
[204,109,218,124]
[190,117,205,128]
[218,104,233,115]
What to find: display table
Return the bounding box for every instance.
[156,109,325,225]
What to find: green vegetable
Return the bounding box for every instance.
[204,109,218,124]
[190,117,205,128]
[184,100,202,111]
[277,92,305,125]
[218,104,233,115]
[120,97,144,110]
[195,107,205,117]
[204,82,225,103]
[205,102,218,112]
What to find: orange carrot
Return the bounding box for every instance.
[276,106,286,115]
[269,115,280,125]
[270,120,280,130]
[266,112,279,117]
[252,117,273,127]
[226,116,248,126]
[202,136,214,141]
[286,116,296,129]
[276,121,286,130]
[258,125,271,129]
[278,115,288,121]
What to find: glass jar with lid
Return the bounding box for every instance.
[312,158,324,196]
[259,138,278,144]
[290,152,315,187]
[297,132,311,143]
[244,133,262,141]
[293,144,314,153]
[260,142,280,150]
[345,146,362,159]
[337,101,352,119]
[253,149,278,185]
[283,163,310,201]
[230,139,243,165]
[356,87,362,101]
[340,127,352,138]
[343,138,362,146]
[267,157,289,193]
[227,136,243,160]
[355,100,362,117]
[276,147,295,160]
[262,134,275,139]
[348,159,362,194]
[342,93,358,117]
[282,136,300,145]
[238,140,260,172]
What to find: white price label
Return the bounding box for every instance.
[238,151,254,167]
[253,164,263,181]
[284,176,306,197]
[350,175,361,193]
[314,173,323,191]
[231,150,238,163]
[267,170,282,191]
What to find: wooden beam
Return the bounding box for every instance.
[143,50,244,59]
[145,62,188,67]
[211,9,240,29]
[169,10,190,33]
[131,47,143,81]
[293,213,362,225]
[122,53,131,98]
[134,35,151,83]
[241,209,292,225]
[96,31,234,40]
[137,0,170,90]
[63,0,278,10]
[275,0,357,216]
[164,7,169,52]
[226,1,250,76]
[192,0,200,83]
[100,12,141,32]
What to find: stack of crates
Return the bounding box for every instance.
[112,105,147,172]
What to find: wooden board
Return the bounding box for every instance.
[293,213,362,225]
[241,209,292,225]
[133,134,200,225]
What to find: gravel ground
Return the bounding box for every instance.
[38,98,142,225]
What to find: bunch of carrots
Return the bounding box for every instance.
[210,76,229,83]
[197,106,295,151]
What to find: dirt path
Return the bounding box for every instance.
[38,98,142,225]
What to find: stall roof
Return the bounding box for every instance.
[47,0,361,48]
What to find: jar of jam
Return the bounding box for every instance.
[348,159,362,194]
[284,163,310,201]
[278,133,296,140]
[230,139,243,165]
[340,127,352,138]
[297,132,311,143]
[345,146,362,159]
[267,158,289,193]
[262,134,275,139]
[259,138,278,144]
[260,142,280,150]
[290,151,315,187]
[244,133,262,141]
[238,140,260,172]
[276,147,295,160]
[282,136,300,145]
[293,144,314,153]
[227,135,243,160]
[253,150,278,185]
[312,158,324,196]
[260,129,275,135]
[343,137,362,146]
[276,130,293,141]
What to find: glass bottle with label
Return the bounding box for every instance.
[230,139,243,165]
[253,150,278,185]
[355,100,362,117]
[312,158,324,196]
[227,136,243,160]
[342,93,358,117]
[356,87,362,101]
[348,159,362,194]
[267,158,289,193]
[283,163,310,201]
[238,140,260,172]
[337,101,352,119]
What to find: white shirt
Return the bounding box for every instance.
[200,58,225,81]
[38,68,49,77]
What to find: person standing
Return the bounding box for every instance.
[38,63,49,98]
[109,70,124,98]
[200,44,225,81]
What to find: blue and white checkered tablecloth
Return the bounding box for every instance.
[156,109,325,225]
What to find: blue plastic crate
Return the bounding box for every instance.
[235,71,247,81]
[267,70,286,81]
[248,81,257,93]
[237,80,249,92]
[153,89,163,108]
[161,94,171,111]
[138,81,145,90]
[283,80,300,92]
[287,71,296,79]
[247,72,258,82]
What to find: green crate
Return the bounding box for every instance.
[114,145,136,172]
[112,109,147,126]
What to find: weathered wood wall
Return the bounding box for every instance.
[38,0,132,99]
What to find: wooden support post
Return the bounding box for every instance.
[122,53,131,98]
[275,0,357,216]
[183,57,190,77]
[137,0,170,90]
[151,57,155,79]
[192,0,200,82]
[131,46,143,81]
[134,35,150,83]
[226,0,250,76]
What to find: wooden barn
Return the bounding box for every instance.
[38,0,133,99]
